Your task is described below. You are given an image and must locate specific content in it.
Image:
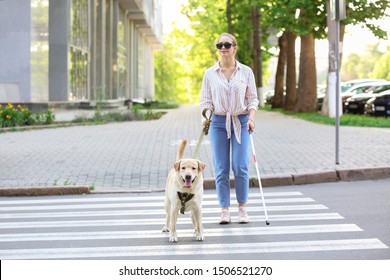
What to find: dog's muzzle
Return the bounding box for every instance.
[183,175,195,188]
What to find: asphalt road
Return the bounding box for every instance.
[1,178,389,260]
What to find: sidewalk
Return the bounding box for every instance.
[1,104,389,194]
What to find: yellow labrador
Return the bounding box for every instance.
[162,140,205,242]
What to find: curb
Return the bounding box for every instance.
[0,186,91,197]
[1,166,389,197]
[204,166,390,189]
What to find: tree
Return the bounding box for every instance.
[266,0,389,113]
[341,43,385,80]
[155,0,390,108]
[294,2,326,112]
[273,33,287,108]
[154,27,199,103]
[155,0,281,105]
[296,33,317,112]
[285,31,297,111]
[263,0,327,112]
[372,45,390,80]
[322,0,389,116]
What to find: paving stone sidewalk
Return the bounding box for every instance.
[1,104,389,192]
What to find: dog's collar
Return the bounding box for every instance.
[177,192,195,214]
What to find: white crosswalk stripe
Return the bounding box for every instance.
[0,190,388,259]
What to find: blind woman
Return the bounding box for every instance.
[200,33,259,224]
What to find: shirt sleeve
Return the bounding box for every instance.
[200,70,214,112]
[245,68,259,111]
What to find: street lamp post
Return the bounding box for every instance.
[330,0,346,164]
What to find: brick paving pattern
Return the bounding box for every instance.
[1,105,389,191]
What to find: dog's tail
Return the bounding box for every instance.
[177,139,187,161]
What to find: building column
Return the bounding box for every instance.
[49,0,69,101]
[0,0,31,102]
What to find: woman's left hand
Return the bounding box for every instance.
[247,118,255,132]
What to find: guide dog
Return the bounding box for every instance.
[162,140,205,242]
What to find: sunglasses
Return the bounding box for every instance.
[216,42,235,49]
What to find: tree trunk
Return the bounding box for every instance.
[296,33,317,112]
[285,31,297,111]
[251,5,261,87]
[272,32,287,108]
[227,0,233,34]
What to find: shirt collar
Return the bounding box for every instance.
[214,60,241,71]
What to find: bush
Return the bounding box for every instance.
[0,103,31,127]
[34,109,55,125]
[0,103,55,128]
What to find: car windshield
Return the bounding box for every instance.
[371,84,390,94]
[350,85,372,94]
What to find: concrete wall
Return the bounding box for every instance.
[0,0,31,102]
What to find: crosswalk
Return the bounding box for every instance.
[0,190,388,259]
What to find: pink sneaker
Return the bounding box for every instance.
[238,206,250,223]
[219,209,231,224]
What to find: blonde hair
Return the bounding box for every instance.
[217,33,237,46]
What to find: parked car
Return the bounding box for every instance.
[341,79,386,93]
[264,90,275,105]
[372,90,390,117]
[316,85,326,111]
[364,97,376,115]
[341,81,390,111]
[344,82,390,114]
[264,89,286,105]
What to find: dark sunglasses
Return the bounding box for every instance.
[216,42,235,49]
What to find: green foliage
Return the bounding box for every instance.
[341,43,386,80]
[72,108,165,124]
[372,45,390,80]
[261,0,327,38]
[35,109,55,125]
[155,0,276,104]
[132,101,179,110]
[344,0,390,40]
[0,103,23,127]
[262,105,390,128]
[154,28,200,104]
[0,103,53,127]
[155,0,390,108]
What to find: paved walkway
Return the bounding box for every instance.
[1,105,390,192]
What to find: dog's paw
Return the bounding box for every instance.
[196,234,205,242]
[162,226,170,233]
[169,235,178,243]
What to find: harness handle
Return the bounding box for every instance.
[202,108,213,136]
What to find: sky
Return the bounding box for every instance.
[161,0,188,35]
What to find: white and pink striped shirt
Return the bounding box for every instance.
[200,60,259,144]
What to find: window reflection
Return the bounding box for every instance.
[69,0,88,101]
[31,0,49,101]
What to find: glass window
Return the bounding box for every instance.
[31,0,49,101]
[117,14,127,99]
[69,0,89,101]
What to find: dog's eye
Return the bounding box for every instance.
[192,167,196,170]
[181,167,185,170]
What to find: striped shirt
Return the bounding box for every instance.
[200,60,259,144]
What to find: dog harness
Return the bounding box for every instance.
[177,192,194,214]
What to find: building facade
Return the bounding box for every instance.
[0,0,162,107]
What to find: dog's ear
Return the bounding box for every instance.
[174,160,181,172]
[197,160,205,172]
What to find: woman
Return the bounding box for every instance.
[200,33,259,224]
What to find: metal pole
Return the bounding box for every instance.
[249,132,270,225]
[335,0,340,165]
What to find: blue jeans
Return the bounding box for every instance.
[210,114,250,208]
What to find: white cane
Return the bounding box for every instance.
[249,131,270,225]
